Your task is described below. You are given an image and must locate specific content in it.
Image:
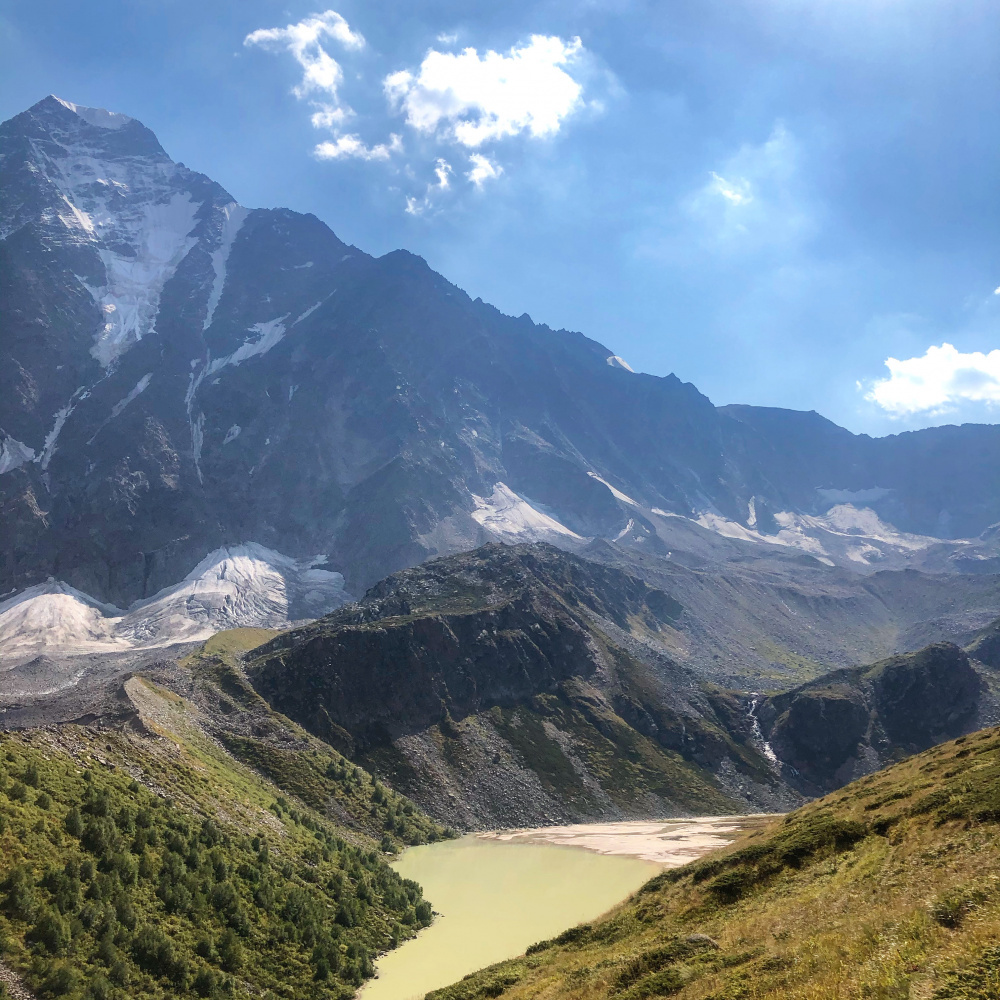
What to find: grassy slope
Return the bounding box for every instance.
[428,725,1000,1000]
[183,629,446,849]
[0,629,450,1000]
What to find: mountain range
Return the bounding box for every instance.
[4,95,1000,632]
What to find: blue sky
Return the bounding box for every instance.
[2,0,999,435]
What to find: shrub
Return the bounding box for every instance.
[707,866,757,903]
[63,807,83,837]
[82,817,121,857]
[930,887,985,928]
[29,908,72,955]
[40,963,78,997]
[619,968,685,1000]
[217,928,243,973]
[193,966,219,998]
[2,867,37,920]
[87,973,113,1000]
[132,924,187,984]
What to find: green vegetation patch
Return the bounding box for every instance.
[656,812,868,904]
[934,946,1000,998]
[0,730,433,1000]
[218,735,439,848]
[424,959,530,1000]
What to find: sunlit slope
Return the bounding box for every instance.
[428,725,1000,999]
[0,628,448,1000]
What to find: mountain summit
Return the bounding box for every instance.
[3,96,1000,610]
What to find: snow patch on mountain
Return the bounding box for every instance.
[203,202,249,330]
[86,373,153,444]
[39,389,86,470]
[0,435,36,475]
[85,193,201,365]
[191,413,206,483]
[118,543,347,647]
[292,299,326,326]
[185,317,289,478]
[113,373,152,416]
[0,581,129,664]
[32,112,204,365]
[53,97,132,131]
[0,543,349,668]
[696,503,948,570]
[606,355,635,372]
[588,471,640,507]
[206,317,289,379]
[472,483,583,542]
[615,518,636,541]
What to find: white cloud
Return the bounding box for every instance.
[245,11,364,102]
[433,158,453,190]
[384,35,585,148]
[669,123,813,257]
[246,19,595,210]
[467,153,503,188]
[314,133,402,161]
[405,159,453,215]
[310,105,351,129]
[867,342,1000,415]
[709,171,752,206]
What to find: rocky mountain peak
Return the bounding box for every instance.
[2,95,237,367]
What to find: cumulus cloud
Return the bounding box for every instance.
[246,18,594,211]
[867,343,1000,415]
[467,153,503,187]
[384,35,586,148]
[314,133,402,161]
[245,11,364,102]
[244,10,394,162]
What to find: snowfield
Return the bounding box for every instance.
[471,483,583,543]
[0,543,349,670]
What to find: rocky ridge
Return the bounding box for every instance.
[244,544,994,827]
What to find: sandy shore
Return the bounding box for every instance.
[478,815,778,866]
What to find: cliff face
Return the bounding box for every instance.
[758,642,984,793]
[247,544,792,828]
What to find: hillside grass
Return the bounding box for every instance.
[0,644,447,1000]
[183,629,446,850]
[427,725,1000,1000]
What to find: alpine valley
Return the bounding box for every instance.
[3,96,1000,1000]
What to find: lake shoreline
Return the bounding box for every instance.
[476,814,780,866]
[361,815,774,1000]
